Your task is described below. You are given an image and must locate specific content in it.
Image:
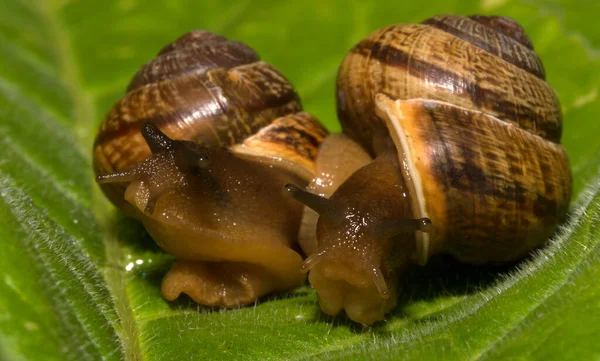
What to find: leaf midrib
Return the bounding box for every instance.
[36,0,95,152]
[33,1,143,360]
[0,173,104,361]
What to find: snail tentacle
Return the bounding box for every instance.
[284,184,331,216]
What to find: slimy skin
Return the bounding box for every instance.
[287,136,431,325]
[99,124,308,307]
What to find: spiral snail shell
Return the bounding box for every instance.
[286,15,572,325]
[93,31,328,307]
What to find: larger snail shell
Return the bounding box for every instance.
[336,14,571,263]
[291,15,572,325]
[93,31,328,308]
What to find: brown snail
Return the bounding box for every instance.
[93,31,328,307]
[285,15,572,325]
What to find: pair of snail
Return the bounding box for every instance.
[94,15,571,325]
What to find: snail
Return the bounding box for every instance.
[93,31,328,307]
[285,15,572,325]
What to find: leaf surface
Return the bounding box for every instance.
[0,1,598,360]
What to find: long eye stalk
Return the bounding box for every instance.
[284,184,331,215]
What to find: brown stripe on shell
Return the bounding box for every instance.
[422,15,545,79]
[128,31,259,91]
[230,112,328,181]
[360,26,560,138]
[378,97,571,263]
[337,23,561,156]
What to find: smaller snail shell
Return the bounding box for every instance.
[94,30,305,209]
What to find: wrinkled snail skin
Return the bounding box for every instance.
[290,15,572,325]
[94,31,328,307]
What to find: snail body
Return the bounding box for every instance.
[288,15,572,325]
[94,31,327,307]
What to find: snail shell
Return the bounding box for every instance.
[288,15,572,325]
[93,31,328,307]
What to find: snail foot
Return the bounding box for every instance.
[161,260,275,308]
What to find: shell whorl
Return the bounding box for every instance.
[422,15,544,79]
[126,31,261,91]
[336,15,562,156]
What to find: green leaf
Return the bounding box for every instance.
[0,0,598,360]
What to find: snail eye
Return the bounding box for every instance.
[172,144,212,175]
[196,155,211,169]
[185,153,212,177]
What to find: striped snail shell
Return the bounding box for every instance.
[286,15,572,325]
[93,31,328,308]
